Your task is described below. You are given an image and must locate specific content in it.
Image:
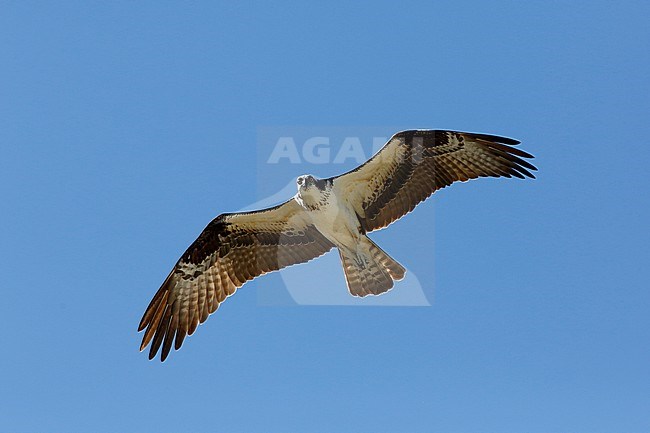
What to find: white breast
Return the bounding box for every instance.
[305,190,362,248]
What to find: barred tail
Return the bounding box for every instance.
[338,238,405,297]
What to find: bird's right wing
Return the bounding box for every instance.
[138,198,334,361]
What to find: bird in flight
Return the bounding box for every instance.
[138,130,537,361]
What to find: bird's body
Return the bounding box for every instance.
[296,174,406,296]
[138,129,537,361]
[296,176,360,248]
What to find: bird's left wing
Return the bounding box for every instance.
[138,198,334,361]
[332,130,537,232]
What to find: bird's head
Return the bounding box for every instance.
[296,174,316,191]
[297,175,332,196]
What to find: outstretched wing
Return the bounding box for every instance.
[333,130,537,232]
[138,198,334,361]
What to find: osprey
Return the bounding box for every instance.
[139,130,536,361]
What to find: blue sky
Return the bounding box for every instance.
[1,1,649,432]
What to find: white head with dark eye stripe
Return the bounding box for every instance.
[297,174,316,191]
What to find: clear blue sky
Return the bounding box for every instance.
[1,2,649,432]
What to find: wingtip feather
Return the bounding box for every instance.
[465,132,521,146]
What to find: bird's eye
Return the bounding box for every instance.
[298,178,303,185]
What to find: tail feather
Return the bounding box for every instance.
[368,239,406,281]
[339,238,406,297]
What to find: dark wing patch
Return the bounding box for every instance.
[333,130,537,232]
[138,199,334,361]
